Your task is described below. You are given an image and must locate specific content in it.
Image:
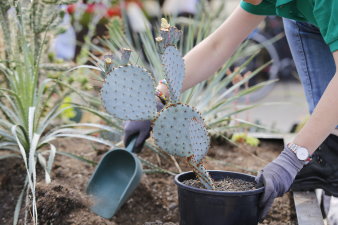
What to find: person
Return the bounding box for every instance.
[124,0,338,220]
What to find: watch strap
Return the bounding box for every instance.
[286,143,311,163]
[287,143,300,154]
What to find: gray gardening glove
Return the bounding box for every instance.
[255,147,305,221]
[123,99,164,153]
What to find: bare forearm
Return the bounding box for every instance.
[157,6,265,96]
[293,52,338,154]
[182,6,265,91]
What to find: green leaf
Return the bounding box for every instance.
[56,151,96,165]
[47,144,56,173]
[0,96,20,124]
[0,129,16,141]
[0,153,20,160]
[65,65,103,73]
[139,157,176,176]
[59,123,122,135]
[12,125,37,223]
[13,178,28,225]
[37,153,51,184]
[41,133,113,147]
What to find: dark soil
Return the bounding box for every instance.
[0,138,297,225]
[35,183,88,224]
[0,158,26,225]
[183,177,257,191]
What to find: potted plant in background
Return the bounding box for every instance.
[100,19,264,225]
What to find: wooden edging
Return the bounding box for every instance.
[283,134,325,225]
[246,132,286,140]
[293,191,325,225]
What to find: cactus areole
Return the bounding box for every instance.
[101,18,215,190]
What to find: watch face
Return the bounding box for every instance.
[296,147,309,160]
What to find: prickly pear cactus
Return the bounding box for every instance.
[102,48,132,73]
[153,104,208,158]
[120,48,132,66]
[161,46,185,103]
[101,65,158,120]
[156,18,182,53]
[153,104,214,189]
[100,19,214,190]
[156,19,184,103]
[187,156,215,190]
[189,118,210,163]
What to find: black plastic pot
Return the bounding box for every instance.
[174,170,264,225]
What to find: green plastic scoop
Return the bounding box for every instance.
[86,136,142,218]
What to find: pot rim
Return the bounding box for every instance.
[174,170,264,196]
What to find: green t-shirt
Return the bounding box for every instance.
[240,0,338,52]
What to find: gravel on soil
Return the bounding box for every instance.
[183,177,257,191]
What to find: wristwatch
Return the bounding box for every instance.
[286,143,310,161]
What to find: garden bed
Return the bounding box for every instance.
[0,138,297,225]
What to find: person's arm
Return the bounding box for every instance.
[124,5,265,154]
[292,51,338,153]
[158,6,265,96]
[256,51,338,220]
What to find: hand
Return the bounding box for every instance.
[255,147,305,221]
[123,99,164,153]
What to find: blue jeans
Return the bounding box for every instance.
[283,19,336,114]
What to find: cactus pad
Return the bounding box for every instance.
[156,36,166,54]
[153,104,208,157]
[161,46,185,103]
[101,65,157,120]
[169,26,182,46]
[189,118,210,163]
[159,19,182,47]
[120,48,132,65]
[103,55,116,74]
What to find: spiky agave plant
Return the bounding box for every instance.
[101,20,214,189]
[0,1,120,224]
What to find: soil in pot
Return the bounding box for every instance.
[183,177,257,191]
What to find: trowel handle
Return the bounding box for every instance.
[125,134,138,153]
